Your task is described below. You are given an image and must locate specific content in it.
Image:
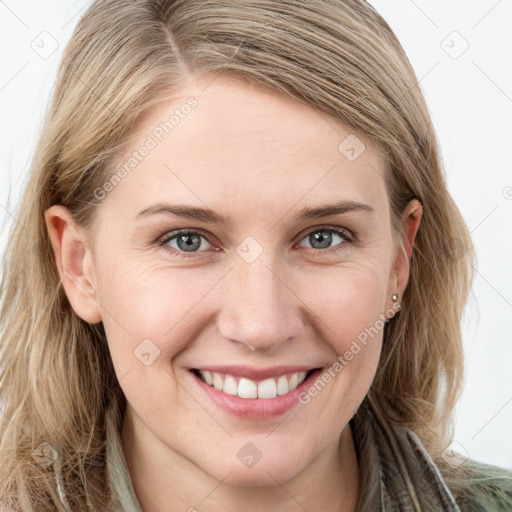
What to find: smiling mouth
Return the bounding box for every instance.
[191,368,319,399]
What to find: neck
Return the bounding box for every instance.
[121,407,359,512]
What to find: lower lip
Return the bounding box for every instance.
[189,368,323,420]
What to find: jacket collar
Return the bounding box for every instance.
[351,396,460,511]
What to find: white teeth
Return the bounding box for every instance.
[212,372,223,391]
[289,373,299,391]
[196,369,311,399]
[238,378,258,398]
[202,370,213,386]
[276,375,289,395]
[223,375,238,395]
[258,378,277,399]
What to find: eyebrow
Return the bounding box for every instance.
[136,200,375,228]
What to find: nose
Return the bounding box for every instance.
[216,254,304,353]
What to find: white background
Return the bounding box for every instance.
[0,1,511,469]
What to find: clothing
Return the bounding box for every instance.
[103,397,511,511]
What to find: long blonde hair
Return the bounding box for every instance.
[0,0,475,509]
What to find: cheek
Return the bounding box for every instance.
[295,262,387,422]
[303,258,389,345]
[299,259,388,407]
[95,260,217,363]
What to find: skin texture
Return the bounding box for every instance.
[45,76,422,512]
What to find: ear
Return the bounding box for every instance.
[44,205,102,324]
[388,199,423,309]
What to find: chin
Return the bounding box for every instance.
[206,453,307,488]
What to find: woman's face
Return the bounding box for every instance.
[48,76,419,487]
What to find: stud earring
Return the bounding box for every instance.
[392,293,402,312]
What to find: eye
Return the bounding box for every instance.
[157,229,216,259]
[296,225,353,256]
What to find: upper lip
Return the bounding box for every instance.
[191,365,321,381]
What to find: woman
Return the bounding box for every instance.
[0,0,510,510]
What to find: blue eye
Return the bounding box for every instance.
[157,225,354,259]
[298,226,352,253]
[157,229,214,259]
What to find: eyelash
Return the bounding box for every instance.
[156,225,355,260]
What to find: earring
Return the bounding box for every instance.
[392,293,402,312]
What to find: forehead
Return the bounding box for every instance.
[105,76,388,217]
